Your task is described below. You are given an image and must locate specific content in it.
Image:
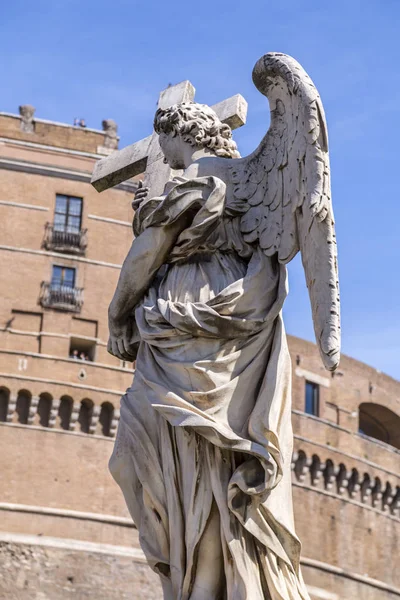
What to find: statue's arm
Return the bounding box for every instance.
[107,217,189,360]
[108,173,226,360]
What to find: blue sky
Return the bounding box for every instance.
[1,0,399,379]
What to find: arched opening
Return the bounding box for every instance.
[15,389,32,424]
[78,399,93,433]
[360,473,372,503]
[37,393,52,427]
[0,387,10,422]
[293,450,308,483]
[310,454,323,486]
[58,396,73,430]
[337,463,348,495]
[348,468,360,499]
[99,402,114,437]
[359,403,400,450]
[382,482,393,512]
[323,459,336,491]
[371,477,382,508]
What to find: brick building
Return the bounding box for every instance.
[0,107,399,599]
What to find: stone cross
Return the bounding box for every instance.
[91,81,248,198]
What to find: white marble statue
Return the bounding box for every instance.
[107,53,340,600]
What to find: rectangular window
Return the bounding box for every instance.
[54,194,83,233]
[69,337,95,362]
[51,265,76,289]
[305,381,319,416]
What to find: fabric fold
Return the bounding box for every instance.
[110,175,311,600]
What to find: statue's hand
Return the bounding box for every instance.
[131,180,149,211]
[107,314,137,361]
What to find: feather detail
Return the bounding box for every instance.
[230,52,340,371]
[241,205,265,233]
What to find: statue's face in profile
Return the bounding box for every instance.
[158,132,187,169]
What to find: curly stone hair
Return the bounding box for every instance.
[154,101,240,159]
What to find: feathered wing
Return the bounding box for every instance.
[230,52,340,370]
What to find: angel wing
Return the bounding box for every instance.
[230,52,340,371]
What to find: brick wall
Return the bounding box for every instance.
[0,114,107,154]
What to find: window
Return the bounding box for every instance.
[51,265,76,289]
[41,266,81,312]
[305,381,319,416]
[69,337,95,362]
[54,194,83,233]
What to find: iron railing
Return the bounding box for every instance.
[40,282,83,312]
[43,223,87,255]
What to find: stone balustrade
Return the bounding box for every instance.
[0,387,119,438]
[292,449,400,518]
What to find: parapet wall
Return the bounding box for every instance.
[0,424,128,531]
[0,114,108,154]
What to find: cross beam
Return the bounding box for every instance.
[91,80,247,198]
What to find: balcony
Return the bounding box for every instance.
[43,223,87,255]
[40,282,83,312]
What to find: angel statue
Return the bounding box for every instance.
[107,52,340,600]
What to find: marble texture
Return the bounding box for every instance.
[96,52,340,599]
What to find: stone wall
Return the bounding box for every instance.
[290,335,400,434]
[0,114,108,154]
[0,538,161,600]
[1,533,399,600]
[0,126,135,430]
[294,485,400,595]
[0,425,128,527]
[0,166,135,365]
[302,564,400,600]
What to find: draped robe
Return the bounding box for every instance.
[109,176,311,600]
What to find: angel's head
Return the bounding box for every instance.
[154,101,240,169]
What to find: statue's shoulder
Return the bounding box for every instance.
[184,156,233,184]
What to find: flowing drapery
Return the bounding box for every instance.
[110,176,310,599]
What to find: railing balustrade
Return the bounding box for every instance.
[40,282,84,312]
[43,223,87,255]
[0,391,117,438]
[292,449,400,518]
